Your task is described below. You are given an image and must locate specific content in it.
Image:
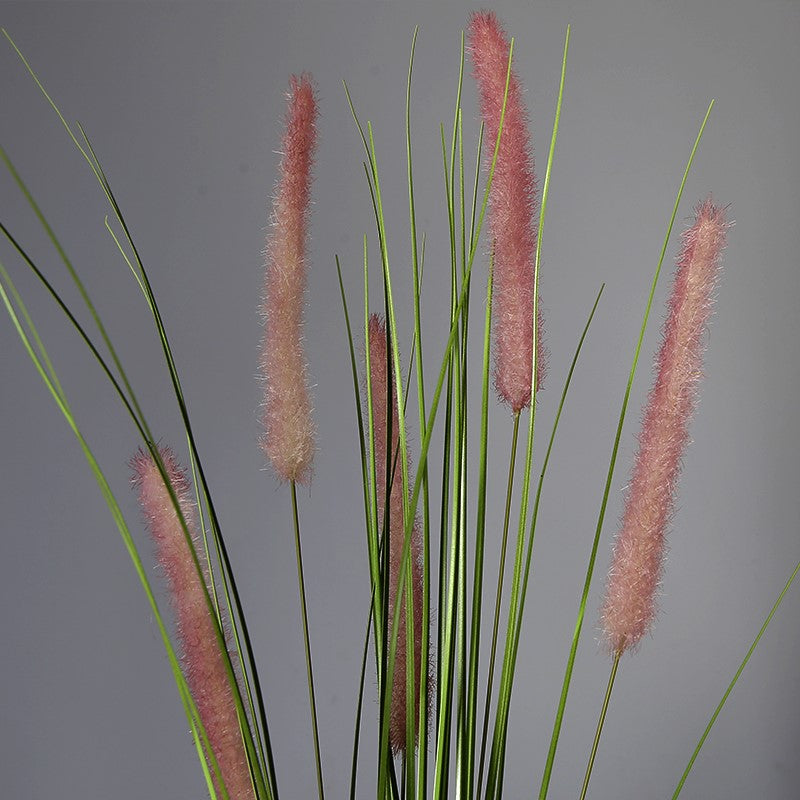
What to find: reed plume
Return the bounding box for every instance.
[367,314,426,753]
[131,446,254,800]
[259,74,318,484]
[601,198,729,655]
[468,10,546,412]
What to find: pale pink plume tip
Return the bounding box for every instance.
[367,315,427,753]
[131,446,254,800]
[468,10,546,412]
[601,198,729,655]
[259,74,318,484]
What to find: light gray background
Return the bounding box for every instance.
[1,2,798,798]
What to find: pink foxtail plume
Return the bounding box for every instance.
[468,10,546,413]
[601,198,729,656]
[131,446,254,799]
[367,314,427,753]
[259,74,318,483]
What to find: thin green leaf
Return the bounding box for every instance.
[538,100,715,800]
[671,556,800,798]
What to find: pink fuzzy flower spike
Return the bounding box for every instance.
[131,446,254,799]
[468,10,545,412]
[367,315,427,753]
[259,74,318,483]
[601,198,729,656]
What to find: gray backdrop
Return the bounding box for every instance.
[1,2,798,798]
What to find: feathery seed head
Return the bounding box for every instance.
[366,314,428,753]
[600,198,729,656]
[468,10,546,412]
[259,74,318,484]
[131,446,255,800]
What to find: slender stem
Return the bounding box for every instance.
[349,593,374,800]
[465,258,494,800]
[290,481,325,800]
[579,652,621,800]
[476,412,520,799]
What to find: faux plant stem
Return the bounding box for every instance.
[290,481,325,800]
[476,412,520,799]
[578,652,621,800]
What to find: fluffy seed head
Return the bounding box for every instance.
[601,198,729,655]
[259,74,318,483]
[366,314,428,753]
[131,446,254,799]
[468,10,546,412]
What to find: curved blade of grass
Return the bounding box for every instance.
[510,282,604,734]
[0,221,142,437]
[1,140,272,799]
[80,122,276,800]
[538,100,715,800]
[0,261,231,800]
[0,49,274,792]
[3,33,276,784]
[0,225,264,797]
[671,555,800,799]
[0,142,257,762]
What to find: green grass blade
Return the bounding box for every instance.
[0,221,141,433]
[80,127,277,800]
[0,145,267,797]
[337,255,381,620]
[455,107,470,800]
[465,256,494,800]
[477,413,520,800]
[432,51,466,795]
[0,260,230,800]
[404,29,433,794]
[538,100,715,800]
[513,285,604,689]
[2,35,276,790]
[671,555,800,799]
